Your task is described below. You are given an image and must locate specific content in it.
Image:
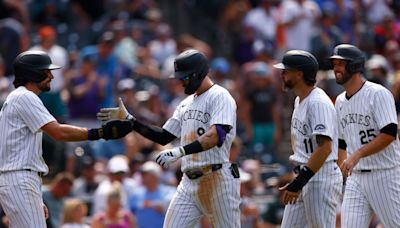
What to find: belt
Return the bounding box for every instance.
[0,169,44,177]
[24,169,45,177]
[185,164,223,180]
[358,169,371,173]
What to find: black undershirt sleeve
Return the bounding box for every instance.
[380,123,397,138]
[131,120,177,145]
[338,139,347,150]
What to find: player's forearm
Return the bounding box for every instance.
[49,124,89,141]
[197,125,219,151]
[357,133,395,158]
[131,120,176,145]
[42,121,88,141]
[306,138,332,173]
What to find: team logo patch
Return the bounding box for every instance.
[314,124,326,130]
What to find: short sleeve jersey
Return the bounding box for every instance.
[335,81,400,170]
[289,87,338,163]
[0,86,55,173]
[163,85,237,171]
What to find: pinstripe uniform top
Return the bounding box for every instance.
[163,84,236,172]
[335,81,400,170]
[0,86,55,174]
[289,87,338,164]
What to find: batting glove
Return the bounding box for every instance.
[156,147,185,168]
[97,97,134,121]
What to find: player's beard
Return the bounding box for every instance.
[37,79,51,92]
[282,77,295,91]
[335,71,353,85]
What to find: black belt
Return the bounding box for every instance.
[359,169,371,173]
[185,164,223,180]
[0,169,44,177]
[24,169,45,177]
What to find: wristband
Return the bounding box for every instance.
[183,140,203,155]
[286,166,315,192]
[88,128,102,140]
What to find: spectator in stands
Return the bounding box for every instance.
[61,198,90,228]
[129,161,176,228]
[262,173,293,227]
[80,31,120,108]
[280,0,321,52]
[30,25,69,122]
[239,168,262,228]
[148,23,177,68]
[66,54,105,120]
[43,172,75,228]
[72,156,99,217]
[366,54,391,88]
[243,0,279,48]
[0,55,12,108]
[244,62,282,157]
[92,155,137,215]
[92,182,136,228]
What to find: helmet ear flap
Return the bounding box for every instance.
[346,58,364,74]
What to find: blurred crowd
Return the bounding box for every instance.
[0,0,399,227]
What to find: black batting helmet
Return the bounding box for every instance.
[273,50,319,84]
[172,49,209,94]
[329,44,365,74]
[13,50,61,84]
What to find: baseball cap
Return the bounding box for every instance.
[140,161,162,177]
[239,168,251,183]
[366,54,388,71]
[211,57,230,74]
[107,155,129,174]
[39,26,56,39]
[251,62,271,77]
[117,78,136,92]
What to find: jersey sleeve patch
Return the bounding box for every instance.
[314,124,326,131]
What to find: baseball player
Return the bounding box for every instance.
[0,51,132,228]
[273,50,342,228]
[97,49,241,227]
[330,44,400,227]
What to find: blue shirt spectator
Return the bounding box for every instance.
[129,161,176,228]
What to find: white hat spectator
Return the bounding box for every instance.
[117,78,135,92]
[140,161,162,177]
[366,54,389,71]
[239,168,251,183]
[107,155,129,174]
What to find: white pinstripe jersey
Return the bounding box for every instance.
[289,87,338,164]
[0,86,55,173]
[335,81,400,170]
[163,84,237,172]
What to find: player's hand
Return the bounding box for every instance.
[155,147,185,168]
[43,204,49,220]
[340,151,362,176]
[279,184,300,204]
[97,97,134,121]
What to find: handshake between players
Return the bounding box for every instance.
[97,98,185,168]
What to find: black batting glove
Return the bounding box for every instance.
[286,166,315,192]
[88,120,132,140]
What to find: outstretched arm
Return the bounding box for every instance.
[97,97,176,145]
[42,120,132,141]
